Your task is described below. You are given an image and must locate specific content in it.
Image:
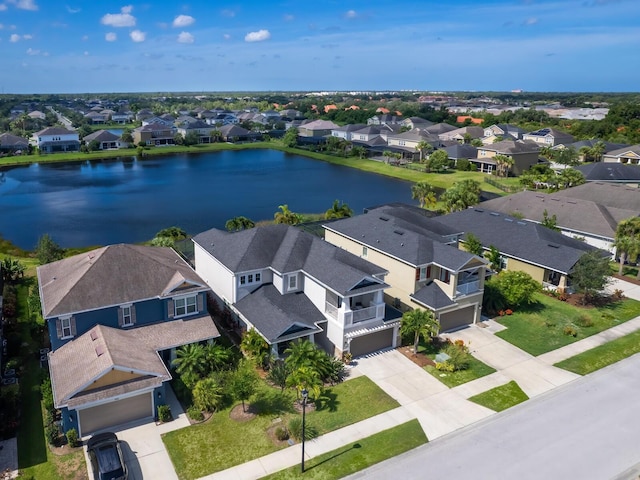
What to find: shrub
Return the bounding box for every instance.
[505,309,513,315]
[557,292,568,302]
[456,159,470,171]
[275,426,290,441]
[41,377,55,414]
[435,361,455,372]
[575,314,594,328]
[563,326,578,337]
[443,343,471,371]
[288,417,318,442]
[45,423,59,445]
[157,404,172,423]
[66,428,78,448]
[612,289,625,301]
[187,405,204,422]
[193,377,223,413]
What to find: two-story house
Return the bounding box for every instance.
[474,139,540,175]
[522,127,575,147]
[39,244,219,436]
[132,122,176,146]
[32,127,80,154]
[323,205,487,332]
[192,224,401,358]
[331,124,367,141]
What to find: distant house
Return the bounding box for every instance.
[331,124,367,141]
[482,124,525,143]
[324,205,487,332]
[424,123,458,136]
[192,224,401,358]
[438,126,484,143]
[474,140,540,175]
[298,119,340,138]
[111,111,133,124]
[437,207,601,292]
[132,123,176,146]
[443,144,478,165]
[39,244,219,436]
[386,128,439,158]
[367,114,402,126]
[176,119,213,143]
[400,117,434,130]
[32,127,80,154]
[522,128,575,147]
[575,162,640,185]
[456,115,483,125]
[217,124,260,142]
[602,145,640,164]
[84,111,107,124]
[82,130,123,150]
[28,110,46,121]
[0,132,29,153]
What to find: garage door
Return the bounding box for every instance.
[79,392,153,436]
[349,329,394,357]
[439,305,475,332]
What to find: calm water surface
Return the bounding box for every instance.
[0,149,414,249]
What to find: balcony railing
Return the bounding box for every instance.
[456,280,480,296]
[351,305,378,324]
[325,302,338,319]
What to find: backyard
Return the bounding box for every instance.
[494,292,640,356]
[162,375,399,480]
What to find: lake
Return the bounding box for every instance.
[0,149,415,249]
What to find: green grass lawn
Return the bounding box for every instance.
[468,381,529,412]
[425,356,496,388]
[259,420,427,480]
[495,293,640,356]
[163,376,399,480]
[555,329,640,375]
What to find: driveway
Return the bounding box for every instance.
[606,276,640,301]
[84,387,186,479]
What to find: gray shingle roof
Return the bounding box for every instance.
[324,205,480,270]
[82,129,120,142]
[411,282,456,310]
[234,285,324,343]
[192,224,387,295]
[0,132,28,147]
[575,163,640,182]
[437,208,599,274]
[37,244,208,318]
[480,139,540,155]
[553,182,640,211]
[443,144,478,160]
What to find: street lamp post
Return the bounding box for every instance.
[301,388,308,473]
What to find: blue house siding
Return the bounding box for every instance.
[48,292,207,350]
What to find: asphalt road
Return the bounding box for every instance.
[347,353,640,480]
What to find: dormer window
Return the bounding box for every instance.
[57,315,76,340]
[419,266,431,281]
[119,304,136,327]
[288,274,298,291]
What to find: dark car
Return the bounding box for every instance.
[87,432,128,480]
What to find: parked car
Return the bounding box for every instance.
[87,432,128,480]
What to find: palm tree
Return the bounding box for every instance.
[400,309,439,353]
[225,216,255,232]
[1,257,25,283]
[286,365,322,401]
[172,343,207,388]
[614,218,640,276]
[411,181,437,209]
[325,199,353,219]
[284,339,321,372]
[383,150,393,164]
[591,141,606,162]
[493,154,514,178]
[274,204,302,225]
[203,342,231,371]
[415,141,433,163]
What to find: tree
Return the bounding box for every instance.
[88,140,100,152]
[492,270,541,309]
[229,360,260,412]
[1,257,25,283]
[481,280,506,316]
[425,149,449,173]
[192,377,223,413]
[570,250,611,304]
[36,234,64,265]
[554,146,579,167]
[415,141,433,163]
[225,216,256,232]
[471,138,483,147]
[274,204,302,225]
[156,226,187,240]
[541,209,560,231]
[351,145,367,159]
[411,181,437,209]
[266,360,290,392]
[440,180,481,213]
[121,129,134,144]
[282,127,299,148]
[286,365,322,401]
[486,245,503,273]
[240,329,269,363]
[463,233,484,256]
[591,141,606,162]
[172,343,206,389]
[400,308,439,353]
[614,217,640,276]
[325,199,353,219]
[173,132,185,146]
[555,168,586,190]
[184,131,200,146]
[203,342,232,372]
[493,154,514,178]
[284,339,324,373]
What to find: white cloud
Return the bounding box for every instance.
[173,14,194,28]
[22,34,32,39]
[223,33,231,40]
[105,32,117,42]
[81,34,88,41]
[8,0,38,11]
[84,51,89,56]
[66,5,80,13]
[245,29,270,42]
[221,9,235,18]
[10,33,20,42]
[101,6,136,27]
[129,29,145,42]
[26,47,40,55]
[345,10,357,19]
[177,31,194,44]
[0,24,4,29]
[524,17,538,25]
[284,14,294,21]
[0,4,7,11]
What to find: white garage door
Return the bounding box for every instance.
[349,329,394,357]
[439,306,475,332]
[79,392,153,436]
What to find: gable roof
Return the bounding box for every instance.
[0,132,28,147]
[443,144,478,160]
[192,224,387,296]
[300,119,340,131]
[218,124,251,136]
[479,139,540,155]
[82,130,120,142]
[552,182,640,211]
[575,162,640,182]
[324,205,481,270]
[478,190,635,239]
[37,244,207,318]
[35,126,77,137]
[603,144,640,158]
[436,208,598,274]
[425,123,458,135]
[411,282,457,310]
[48,316,219,408]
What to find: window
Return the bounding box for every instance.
[61,317,72,338]
[419,266,431,281]
[362,246,368,258]
[121,306,133,326]
[288,274,298,290]
[439,269,450,283]
[239,271,261,286]
[255,272,261,282]
[175,295,197,317]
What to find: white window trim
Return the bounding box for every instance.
[419,267,428,281]
[288,273,298,291]
[239,271,262,287]
[362,246,368,258]
[60,315,73,339]
[120,304,133,327]
[174,294,197,318]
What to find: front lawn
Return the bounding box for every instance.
[259,420,427,480]
[425,356,496,388]
[555,329,640,375]
[163,376,399,480]
[468,381,529,412]
[495,293,640,356]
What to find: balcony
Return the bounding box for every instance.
[456,280,480,296]
[325,302,339,319]
[325,302,385,325]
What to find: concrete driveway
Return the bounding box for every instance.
[606,276,640,301]
[84,387,187,479]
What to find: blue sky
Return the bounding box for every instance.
[0,0,638,93]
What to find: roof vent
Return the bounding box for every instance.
[95,345,105,357]
[379,216,389,221]
[517,221,527,225]
[90,331,98,341]
[474,208,484,213]
[393,230,404,236]
[401,243,404,246]
[548,243,560,248]
[490,212,500,216]
[505,218,513,222]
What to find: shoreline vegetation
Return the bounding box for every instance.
[0,141,507,195]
